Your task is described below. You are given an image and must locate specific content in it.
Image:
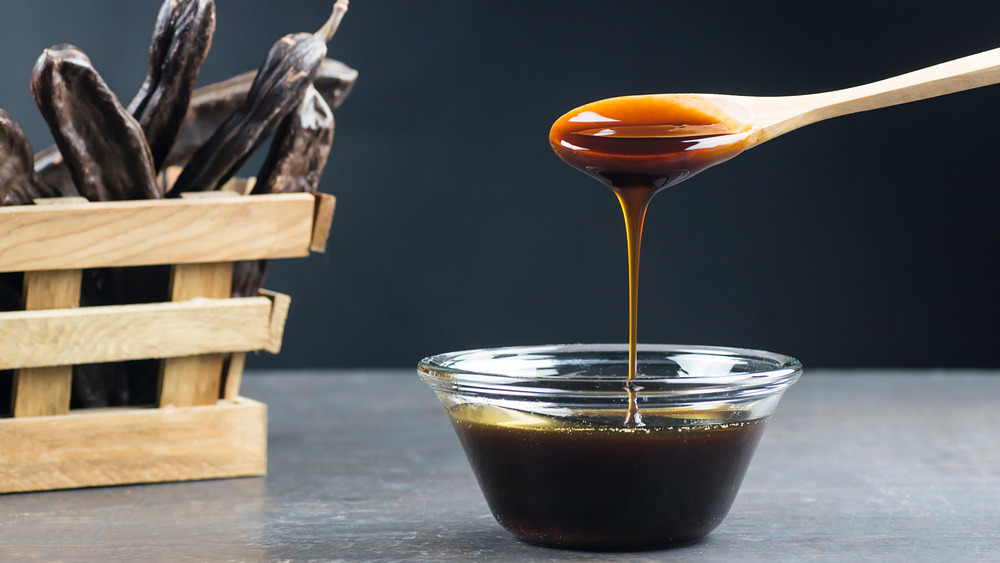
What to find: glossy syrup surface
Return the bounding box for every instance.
[550,94,752,424]
[549,95,751,190]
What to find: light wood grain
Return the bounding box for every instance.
[178,190,241,200]
[222,352,247,400]
[11,366,72,417]
[623,46,1000,149]
[163,166,183,192]
[310,193,337,253]
[159,355,224,407]
[220,176,256,195]
[32,196,89,205]
[0,194,315,273]
[159,263,234,407]
[20,270,82,310]
[0,397,266,493]
[259,289,291,354]
[0,297,274,371]
[170,262,234,301]
[742,45,1000,143]
[11,269,83,417]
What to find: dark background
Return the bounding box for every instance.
[2,1,999,370]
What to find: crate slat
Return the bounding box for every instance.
[159,262,234,407]
[310,193,337,252]
[0,193,316,273]
[258,289,291,354]
[0,297,276,370]
[0,397,266,493]
[11,269,83,417]
[223,352,247,400]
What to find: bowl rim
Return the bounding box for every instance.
[417,343,802,399]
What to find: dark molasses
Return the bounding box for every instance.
[449,404,767,550]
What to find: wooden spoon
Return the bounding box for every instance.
[666,45,1000,146]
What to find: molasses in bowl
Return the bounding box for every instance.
[417,343,801,551]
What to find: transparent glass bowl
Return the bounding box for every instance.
[418,343,802,551]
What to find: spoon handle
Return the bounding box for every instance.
[754,46,1000,141]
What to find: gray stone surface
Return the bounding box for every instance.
[1,370,998,561]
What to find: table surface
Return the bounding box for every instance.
[1,369,998,562]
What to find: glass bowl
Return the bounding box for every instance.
[417,343,802,551]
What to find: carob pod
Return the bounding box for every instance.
[0,110,32,410]
[170,1,348,194]
[73,262,164,408]
[0,110,45,414]
[0,109,58,413]
[32,45,164,407]
[0,109,60,205]
[230,260,269,298]
[128,0,216,171]
[164,58,357,168]
[33,0,216,193]
[117,0,218,405]
[254,85,335,195]
[31,146,78,198]
[232,86,337,297]
[37,58,356,190]
[31,44,161,201]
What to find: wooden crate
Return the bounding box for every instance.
[0,190,336,493]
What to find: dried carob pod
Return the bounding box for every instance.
[32,45,166,407]
[128,0,216,171]
[31,45,160,201]
[164,58,357,168]
[230,260,268,298]
[231,86,337,297]
[255,85,335,195]
[32,146,78,198]
[37,57,356,185]
[170,0,349,194]
[0,109,60,205]
[0,110,47,415]
[0,114,67,385]
[112,0,216,405]
[71,267,143,409]
[32,0,216,193]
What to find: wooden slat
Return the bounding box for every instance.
[259,289,291,354]
[0,397,266,493]
[158,355,223,407]
[220,176,256,195]
[0,297,273,371]
[32,197,89,205]
[21,270,82,312]
[170,262,234,300]
[163,166,183,192]
[310,193,337,253]
[159,263,234,407]
[0,193,315,273]
[222,352,247,400]
[11,269,82,417]
[178,191,241,200]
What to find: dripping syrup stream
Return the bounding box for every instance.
[615,186,655,428]
[549,95,756,431]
